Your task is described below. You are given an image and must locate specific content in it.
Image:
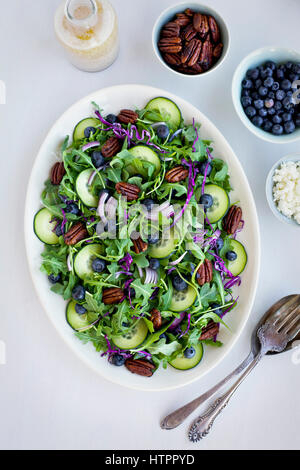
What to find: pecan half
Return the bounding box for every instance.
[163,53,182,66]
[181,38,202,67]
[165,166,189,183]
[131,235,148,254]
[50,162,65,185]
[161,21,180,38]
[199,37,213,69]
[118,109,139,125]
[174,13,191,27]
[158,36,182,53]
[223,205,243,235]
[208,15,220,43]
[213,43,223,60]
[197,259,213,286]
[150,308,162,330]
[181,24,197,41]
[101,136,121,159]
[64,222,87,246]
[125,359,155,377]
[199,322,220,341]
[115,182,140,201]
[184,8,194,17]
[193,13,209,39]
[102,287,124,305]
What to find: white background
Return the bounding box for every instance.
[0,0,300,450]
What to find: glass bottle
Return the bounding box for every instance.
[54,0,119,72]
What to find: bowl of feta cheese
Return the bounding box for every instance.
[266,153,300,226]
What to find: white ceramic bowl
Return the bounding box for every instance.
[266,153,300,226]
[232,46,300,143]
[152,2,230,77]
[24,84,260,391]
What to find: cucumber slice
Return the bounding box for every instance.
[169,343,203,370]
[74,244,103,279]
[73,117,100,141]
[226,239,247,276]
[145,97,181,130]
[66,300,92,331]
[148,230,177,259]
[33,208,59,245]
[170,285,197,312]
[76,169,99,207]
[203,184,230,224]
[112,320,148,350]
[127,145,161,177]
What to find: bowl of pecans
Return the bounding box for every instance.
[152,2,230,77]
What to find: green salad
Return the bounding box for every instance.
[33,96,247,376]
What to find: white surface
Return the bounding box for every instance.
[0,0,299,450]
[24,84,260,391]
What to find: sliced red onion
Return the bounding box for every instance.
[88,170,97,186]
[97,192,109,224]
[144,268,158,284]
[67,254,72,272]
[168,128,183,142]
[82,141,100,152]
[151,122,166,129]
[169,251,188,266]
[137,266,144,278]
[77,318,100,332]
[168,311,186,331]
[105,197,117,219]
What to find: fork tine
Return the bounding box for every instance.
[273,296,300,325]
[281,312,300,334]
[276,304,300,331]
[283,318,300,340]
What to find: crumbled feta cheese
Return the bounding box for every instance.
[272,161,300,224]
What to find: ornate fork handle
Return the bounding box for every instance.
[188,352,263,442]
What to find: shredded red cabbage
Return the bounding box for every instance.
[60,208,67,232]
[101,335,132,360]
[179,313,191,338]
[119,253,133,272]
[170,158,197,229]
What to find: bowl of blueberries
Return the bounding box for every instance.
[232,47,300,143]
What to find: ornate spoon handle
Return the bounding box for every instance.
[188,353,263,442]
[160,351,254,430]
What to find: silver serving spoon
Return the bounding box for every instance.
[188,294,300,441]
[161,295,300,431]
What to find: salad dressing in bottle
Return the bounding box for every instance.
[54,0,119,72]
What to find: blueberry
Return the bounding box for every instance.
[268,91,275,99]
[241,89,251,97]
[92,258,106,273]
[283,96,293,110]
[172,275,188,292]
[111,354,125,366]
[125,287,136,299]
[272,124,284,135]
[259,108,268,118]
[72,284,85,301]
[265,61,276,71]
[66,203,80,215]
[272,114,282,124]
[199,161,212,176]
[159,333,167,341]
[148,233,160,245]
[255,79,262,88]
[141,198,155,211]
[55,224,64,237]
[48,273,61,284]
[272,81,280,91]
[282,112,292,122]
[276,90,286,101]
[289,73,299,83]
[258,86,268,97]
[184,347,196,359]
[264,98,274,109]
[226,250,237,261]
[122,321,129,327]
[284,121,296,134]
[149,258,160,270]
[263,120,273,132]
[268,107,276,116]
[156,124,169,140]
[286,90,293,97]
[276,69,285,80]
[75,304,87,315]
[241,96,252,108]
[242,79,253,89]
[251,91,260,100]
[84,126,96,138]
[274,101,283,111]
[245,106,256,118]
[91,151,105,168]
[106,114,118,124]
[286,61,293,70]
[216,237,224,251]
[252,116,263,127]
[292,63,300,74]
[264,77,274,88]
[254,99,264,110]
[210,303,222,315]
[200,193,213,209]
[296,117,300,127]
[261,67,273,79]
[247,68,259,80]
